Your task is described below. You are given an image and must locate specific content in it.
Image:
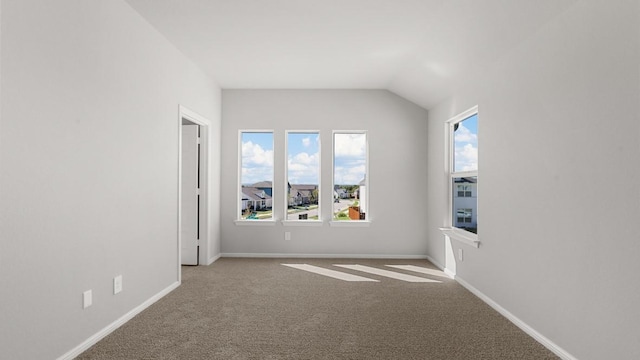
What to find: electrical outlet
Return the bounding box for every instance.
[284,232,291,241]
[83,290,92,309]
[458,248,464,262]
[114,275,123,295]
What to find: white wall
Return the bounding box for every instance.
[426,1,640,359]
[0,1,221,358]
[221,90,428,257]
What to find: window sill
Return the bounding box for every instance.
[439,227,480,248]
[330,221,371,227]
[282,220,324,227]
[235,220,277,226]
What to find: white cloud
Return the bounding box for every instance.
[334,133,366,158]
[454,124,477,145]
[242,141,273,184]
[301,137,311,147]
[242,141,273,167]
[454,124,478,171]
[242,166,273,185]
[288,152,319,184]
[454,144,478,171]
[334,163,365,185]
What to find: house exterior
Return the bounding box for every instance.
[289,184,318,206]
[252,181,273,197]
[452,177,477,231]
[334,187,348,199]
[241,186,272,212]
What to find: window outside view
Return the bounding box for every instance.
[286,132,320,220]
[240,132,274,220]
[333,132,367,221]
[452,114,478,233]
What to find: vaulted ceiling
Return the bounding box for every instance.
[125,0,576,109]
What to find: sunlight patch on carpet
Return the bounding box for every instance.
[334,265,441,283]
[282,264,379,282]
[385,265,450,279]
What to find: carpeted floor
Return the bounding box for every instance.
[76,258,558,359]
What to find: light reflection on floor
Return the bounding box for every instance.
[282,263,444,283]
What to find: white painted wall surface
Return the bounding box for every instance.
[426,1,640,359]
[221,90,428,257]
[0,1,221,358]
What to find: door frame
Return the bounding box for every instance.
[177,105,211,282]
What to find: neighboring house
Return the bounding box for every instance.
[453,177,477,230]
[334,187,348,199]
[289,184,318,206]
[252,181,273,197]
[241,186,272,211]
[241,194,250,211]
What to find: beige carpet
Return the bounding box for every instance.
[76,258,558,359]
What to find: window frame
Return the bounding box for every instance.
[441,107,479,246]
[330,130,370,227]
[456,208,473,224]
[457,184,472,197]
[282,130,323,227]
[236,130,276,225]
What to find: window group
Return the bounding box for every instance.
[239,131,368,223]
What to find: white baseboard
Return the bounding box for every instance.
[206,253,221,265]
[455,276,577,360]
[221,253,428,259]
[443,268,456,278]
[57,281,181,360]
[424,255,443,269]
[424,255,455,279]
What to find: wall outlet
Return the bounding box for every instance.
[284,231,291,241]
[458,248,464,262]
[83,290,92,309]
[114,275,123,295]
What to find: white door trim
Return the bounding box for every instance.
[178,105,211,281]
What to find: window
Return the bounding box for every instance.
[456,208,473,224]
[286,131,320,221]
[239,131,274,220]
[457,184,472,197]
[333,132,368,221]
[449,108,478,235]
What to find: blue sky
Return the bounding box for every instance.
[287,132,319,185]
[241,131,367,186]
[454,114,478,172]
[241,132,273,185]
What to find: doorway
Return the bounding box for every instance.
[178,106,210,271]
[181,122,200,265]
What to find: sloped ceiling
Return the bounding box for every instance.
[125,0,576,109]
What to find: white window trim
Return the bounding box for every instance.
[329,220,371,227]
[331,130,370,223]
[439,227,479,248]
[237,129,275,225]
[235,220,277,226]
[440,106,479,246]
[284,130,322,223]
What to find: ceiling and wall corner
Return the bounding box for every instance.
[125,0,578,109]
